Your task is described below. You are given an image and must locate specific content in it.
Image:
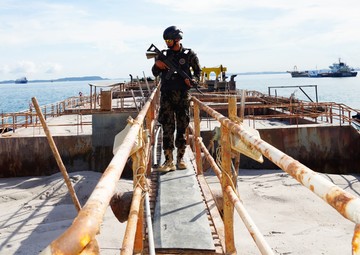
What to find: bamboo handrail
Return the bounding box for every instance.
[191,95,360,254]
[40,86,159,255]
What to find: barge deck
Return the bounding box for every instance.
[0,81,360,254]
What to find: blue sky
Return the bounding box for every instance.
[0,0,359,80]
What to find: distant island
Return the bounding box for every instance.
[7,69,354,84]
[237,71,286,75]
[0,76,109,84]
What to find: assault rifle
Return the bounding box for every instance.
[146,43,203,94]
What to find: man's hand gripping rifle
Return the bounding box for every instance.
[146,44,203,94]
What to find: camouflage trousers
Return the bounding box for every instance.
[158,90,190,152]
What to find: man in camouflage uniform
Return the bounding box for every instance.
[151,26,201,172]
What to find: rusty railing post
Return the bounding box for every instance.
[193,102,203,174]
[146,98,155,145]
[229,95,240,179]
[353,224,360,255]
[228,96,237,121]
[221,124,236,254]
[12,113,15,132]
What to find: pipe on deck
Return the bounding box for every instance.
[224,185,274,255]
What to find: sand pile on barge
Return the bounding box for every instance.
[0,169,358,254]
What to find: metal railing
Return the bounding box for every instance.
[191,94,360,254]
[268,84,319,103]
[0,90,153,135]
[194,90,358,128]
[2,89,358,136]
[0,95,92,133]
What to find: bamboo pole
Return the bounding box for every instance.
[225,185,275,255]
[131,132,146,254]
[31,97,81,212]
[121,186,143,255]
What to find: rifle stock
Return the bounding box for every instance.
[146,52,157,59]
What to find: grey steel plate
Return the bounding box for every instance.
[153,147,216,251]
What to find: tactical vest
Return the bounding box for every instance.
[160,47,194,91]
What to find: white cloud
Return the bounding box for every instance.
[0,60,65,78]
[44,63,63,74]
[0,0,360,79]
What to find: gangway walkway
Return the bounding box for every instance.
[153,146,216,252]
[38,86,360,255]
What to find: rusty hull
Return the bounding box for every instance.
[0,135,93,177]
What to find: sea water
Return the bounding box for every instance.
[0,79,124,113]
[235,73,360,111]
[0,74,359,113]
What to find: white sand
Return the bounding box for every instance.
[205,169,359,255]
[0,171,132,255]
[0,169,359,254]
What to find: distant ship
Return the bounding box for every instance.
[319,59,357,77]
[288,59,358,78]
[15,77,28,84]
[286,66,309,77]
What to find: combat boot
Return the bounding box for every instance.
[157,150,176,172]
[176,149,187,170]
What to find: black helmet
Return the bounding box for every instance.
[163,26,183,40]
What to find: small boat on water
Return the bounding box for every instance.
[288,59,358,78]
[286,66,309,77]
[15,77,28,84]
